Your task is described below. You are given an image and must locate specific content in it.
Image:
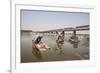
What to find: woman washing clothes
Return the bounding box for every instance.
[34,35,49,51]
[56,31,65,46]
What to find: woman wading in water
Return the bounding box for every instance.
[56,31,65,54]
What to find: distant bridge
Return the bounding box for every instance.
[36,25,89,33]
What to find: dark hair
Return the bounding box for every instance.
[34,36,42,44]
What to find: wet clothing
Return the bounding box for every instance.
[56,31,64,46]
[57,35,64,44]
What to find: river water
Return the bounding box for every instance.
[21,32,89,63]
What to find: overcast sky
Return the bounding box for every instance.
[21,10,89,31]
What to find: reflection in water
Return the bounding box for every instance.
[54,41,64,55]
[56,42,64,55]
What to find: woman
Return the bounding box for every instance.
[56,31,65,46]
[34,36,49,51]
[56,35,64,46]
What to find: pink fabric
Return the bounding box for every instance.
[35,42,49,51]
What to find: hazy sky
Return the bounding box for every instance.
[21,10,89,31]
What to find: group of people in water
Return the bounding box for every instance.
[33,31,65,52]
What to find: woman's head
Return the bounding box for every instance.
[35,36,43,44]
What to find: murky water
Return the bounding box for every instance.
[21,32,89,63]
